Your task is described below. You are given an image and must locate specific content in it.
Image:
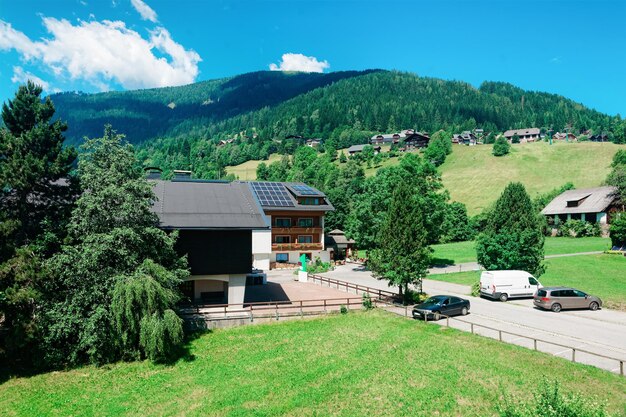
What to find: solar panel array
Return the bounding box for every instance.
[250,182,295,207]
[291,184,321,196]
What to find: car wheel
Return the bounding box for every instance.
[461,306,469,316]
[551,303,562,313]
[499,293,508,302]
[433,311,441,321]
[589,301,599,311]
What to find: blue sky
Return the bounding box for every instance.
[1,0,624,115]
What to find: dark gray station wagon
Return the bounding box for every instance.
[533,287,602,312]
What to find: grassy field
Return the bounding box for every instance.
[428,253,626,310]
[2,310,625,417]
[439,142,621,214]
[431,237,611,265]
[225,142,622,213]
[225,153,283,180]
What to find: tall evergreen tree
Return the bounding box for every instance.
[368,182,431,303]
[0,81,77,366]
[476,182,545,276]
[41,126,187,367]
[0,81,77,258]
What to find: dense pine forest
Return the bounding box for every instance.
[49,69,624,178]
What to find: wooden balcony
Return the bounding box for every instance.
[272,243,323,251]
[272,227,322,235]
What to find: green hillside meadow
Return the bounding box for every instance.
[1,311,625,417]
[227,141,622,214]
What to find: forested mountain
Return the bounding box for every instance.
[48,69,622,178]
[50,70,378,146]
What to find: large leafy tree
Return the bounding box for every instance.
[368,181,431,303]
[606,149,626,208]
[0,81,77,366]
[41,126,187,367]
[345,153,447,249]
[476,182,545,276]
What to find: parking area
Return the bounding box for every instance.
[244,268,353,303]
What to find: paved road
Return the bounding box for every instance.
[319,263,626,374]
[428,251,605,274]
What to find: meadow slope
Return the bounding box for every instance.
[1,311,625,417]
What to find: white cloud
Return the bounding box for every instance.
[11,66,50,91]
[130,0,158,23]
[0,17,201,91]
[269,53,330,73]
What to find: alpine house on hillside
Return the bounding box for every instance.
[247,181,335,267]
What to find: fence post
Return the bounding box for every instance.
[275,303,279,321]
[620,361,623,376]
[498,330,502,342]
[405,305,408,317]
[534,339,537,351]
[324,299,327,313]
[470,323,474,334]
[347,298,350,310]
[446,317,449,327]
[572,348,576,363]
[300,300,303,318]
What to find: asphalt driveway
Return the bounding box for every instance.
[318,263,626,374]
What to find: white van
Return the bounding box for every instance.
[479,270,542,302]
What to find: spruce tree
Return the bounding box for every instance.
[0,82,77,366]
[368,181,432,303]
[476,182,545,276]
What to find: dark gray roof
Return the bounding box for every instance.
[348,144,381,153]
[541,186,617,215]
[503,128,540,137]
[152,180,270,230]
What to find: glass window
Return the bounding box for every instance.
[551,290,562,297]
[276,253,289,263]
[298,235,313,244]
[574,290,587,297]
[275,218,291,227]
[562,290,576,297]
[528,277,538,285]
[301,197,320,205]
[298,218,314,227]
[537,289,547,297]
[275,236,290,243]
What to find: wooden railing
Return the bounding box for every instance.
[272,242,323,251]
[272,227,322,234]
[405,308,626,377]
[179,297,371,322]
[308,274,399,301]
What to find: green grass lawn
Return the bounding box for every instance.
[428,253,626,310]
[440,142,622,215]
[225,153,283,180]
[1,310,625,417]
[431,237,611,265]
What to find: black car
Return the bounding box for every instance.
[412,295,470,320]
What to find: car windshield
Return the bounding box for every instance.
[423,297,445,305]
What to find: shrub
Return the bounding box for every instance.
[560,219,601,238]
[498,380,612,417]
[471,281,480,297]
[493,136,511,156]
[610,213,626,247]
[362,293,374,310]
[340,305,348,314]
[307,257,333,273]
